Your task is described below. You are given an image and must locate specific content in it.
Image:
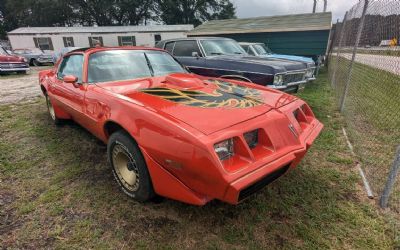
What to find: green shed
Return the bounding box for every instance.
[188,12,332,58]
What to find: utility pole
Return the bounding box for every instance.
[313,0,317,13]
[323,0,328,12]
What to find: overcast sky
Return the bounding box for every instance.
[231,0,360,22]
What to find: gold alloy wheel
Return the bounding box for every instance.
[46,95,56,120]
[112,144,140,192]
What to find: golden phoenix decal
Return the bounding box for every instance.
[141,80,264,108]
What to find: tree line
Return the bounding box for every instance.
[0,0,236,39]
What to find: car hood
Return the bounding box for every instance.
[0,54,24,63]
[264,54,315,64]
[98,73,297,135]
[209,55,307,72]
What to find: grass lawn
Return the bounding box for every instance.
[0,69,398,249]
[328,56,400,209]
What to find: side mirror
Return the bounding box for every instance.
[192,52,200,58]
[63,75,78,84]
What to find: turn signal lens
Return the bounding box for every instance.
[214,139,234,161]
[244,129,258,149]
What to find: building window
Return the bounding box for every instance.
[118,36,136,46]
[33,37,53,50]
[63,37,75,47]
[89,36,103,47]
[154,34,162,45]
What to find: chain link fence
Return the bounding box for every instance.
[328,0,400,214]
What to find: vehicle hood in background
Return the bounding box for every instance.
[0,54,25,63]
[263,54,315,64]
[207,54,307,74]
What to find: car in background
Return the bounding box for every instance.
[155,37,309,93]
[12,48,54,66]
[0,46,29,74]
[239,42,316,81]
[52,47,83,63]
[38,46,323,205]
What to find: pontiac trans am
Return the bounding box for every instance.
[38,47,323,205]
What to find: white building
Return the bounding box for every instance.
[7,25,193,51]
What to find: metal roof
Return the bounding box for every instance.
[188,12,332,35]
[8,25,194,35]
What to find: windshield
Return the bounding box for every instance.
[88,50,186,83]
[200,39,247,56]
[0,47,8,55]
[252,44,272,55]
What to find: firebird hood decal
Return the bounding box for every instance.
[141,80,264,108]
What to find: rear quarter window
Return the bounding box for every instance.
[164,42,175,53]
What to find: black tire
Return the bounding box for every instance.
[17,71,27,74]
[107,131,155,202]
[45,94,62,125]
[32,59,40,66]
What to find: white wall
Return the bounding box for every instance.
[8,31,188,51]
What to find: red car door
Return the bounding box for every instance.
[50,54,87,123]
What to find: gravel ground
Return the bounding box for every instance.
[0,67,50,105]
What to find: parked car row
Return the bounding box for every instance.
[39,46,323,205]
[156,37,316,93]
[2,38,317,94]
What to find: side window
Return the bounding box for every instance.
[164,42,175,53]
[57,55,84,83]
[173,40,202,57]
[241,45,249,53]
[247,46,256,56]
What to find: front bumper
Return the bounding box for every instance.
[0,63,30,72]
[269,80,307,93]
[223,121,323,204]
[37,58,54,64]
[143,99,323,206]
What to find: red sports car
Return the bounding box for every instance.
[39,47,323,205]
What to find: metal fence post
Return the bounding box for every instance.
[331,12,348,88]
[339,0,369,112]
[380,146,400,208]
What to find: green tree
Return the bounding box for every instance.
[155,0,236,26]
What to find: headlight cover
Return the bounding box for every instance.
[273,74,284,85]
[214,139,234,160]
[244,129,258,149]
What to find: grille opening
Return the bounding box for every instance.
[283,73,305,84]
[238,164,291,201]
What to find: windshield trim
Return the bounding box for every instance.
[0,47,9,55]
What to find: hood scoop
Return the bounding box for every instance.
[164,73,207,89]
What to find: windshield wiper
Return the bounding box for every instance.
[210,52,224,55]
[143,53,154,76]
[233,52,243,54]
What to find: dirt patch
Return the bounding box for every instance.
[0,67,49,105]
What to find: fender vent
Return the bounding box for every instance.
[238,164,291,201]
